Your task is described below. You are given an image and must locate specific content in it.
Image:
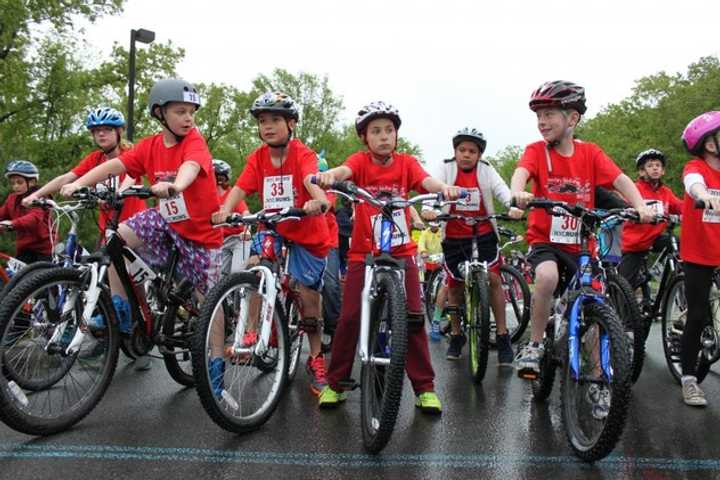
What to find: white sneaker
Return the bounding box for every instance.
[682,378,707,407]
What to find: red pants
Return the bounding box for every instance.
[327,256,435,394]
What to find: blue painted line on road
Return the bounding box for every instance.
[0,443,717,472]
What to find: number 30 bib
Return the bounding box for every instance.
[550,214,581,244]
[263,175,294,210]
[160,193,190,223]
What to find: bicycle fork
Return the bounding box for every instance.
[359,266,404,366]
[226,265,277,358]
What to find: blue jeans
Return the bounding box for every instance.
[322,248,341,334]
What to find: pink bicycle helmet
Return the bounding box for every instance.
[682,111,720,155]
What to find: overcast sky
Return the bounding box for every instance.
[83,0,720,175]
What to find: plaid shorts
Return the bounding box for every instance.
[125,208,221,294]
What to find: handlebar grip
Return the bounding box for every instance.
[310,175,318,185]
[284,208,307,218]
[695,199,710,209]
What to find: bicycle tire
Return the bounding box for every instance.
[561,301,631,462]
[285,298,304,383]
[360,270,407,454]
[161,301,196,387]
[467,268,490,383]
[0,267,119,435]
[606,273,645,383]
[531,321,556,402]
[191,272,288,433]
[489,265,531,346]
[661,275,710,384]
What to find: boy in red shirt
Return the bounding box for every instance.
[214,92,332,395]
[677,111,720,406]
[214,159,250,274]
[315,101,460,413]
[510,81,653,410]
[0,161,52,263]
[24,107,147,238]
[60,79,222,369]
[422,128,523,365]
[618,149,682,289]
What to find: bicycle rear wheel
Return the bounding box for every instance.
[467,269,490,383]
[191,272,288,433]
[531,321,556,402]
[490,265,531,345]
[606,272,645,383]
[561,302,631,462]
[0,267,119,435]
[360,270,407,454]
[661,275,710,384]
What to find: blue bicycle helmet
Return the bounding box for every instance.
[86,107,126,129]
[5,160,39,180]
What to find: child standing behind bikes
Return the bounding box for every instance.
[59,79,223,369]
[677,111,720,407]
[213,159,250,274]
[214,91,332,396]
[618,149,682,290]
[23,107,147,238]
[422,128,523,365]
[510,80,653,391]
[0,161,53,263]
[315,101,460,414]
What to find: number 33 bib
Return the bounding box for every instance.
[263,175,294,210]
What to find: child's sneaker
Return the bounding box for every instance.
[306,354,328,395]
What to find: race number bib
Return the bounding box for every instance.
[372,210,410,248]
[646,199,664,216]
[6,257,26,273]
[703,189,720,224]
[455,188,481,212]
[263,175,294,210]
[159,193,190,223]
[550,214,581,244]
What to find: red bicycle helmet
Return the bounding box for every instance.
[529,80,587,114]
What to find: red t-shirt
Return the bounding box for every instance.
[445,166,493,239]
[680,159,720,266]
[518,140,622,254]
[621,179,682,253]
[73,149,147,232]
[344,151,429,262]
[218,189,248,238]
[325,192,339,249]
[120,128,222,248]
[236,139,331,258]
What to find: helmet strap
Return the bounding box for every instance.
[158,108,185,143]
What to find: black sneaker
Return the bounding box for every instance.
[496,333,514,367]
[446,334,466,360]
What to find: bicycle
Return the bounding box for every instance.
[0,185,199,435]
[434,213,519,383]
[521,199,632,462]
[190,207,319,434]
[318,179,456,453]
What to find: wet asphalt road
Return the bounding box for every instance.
[2,327,720,480]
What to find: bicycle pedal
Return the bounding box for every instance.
[338,379,359,390]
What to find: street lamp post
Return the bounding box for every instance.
[127,28,155,142]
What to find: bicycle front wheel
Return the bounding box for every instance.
[191,272,288,433]
[0,267,119,435]
[561,301,632,462]
[285,298,305,383]
[360,270,408,454]
[467,269,490,383]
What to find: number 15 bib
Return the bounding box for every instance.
[159,193,190,223]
